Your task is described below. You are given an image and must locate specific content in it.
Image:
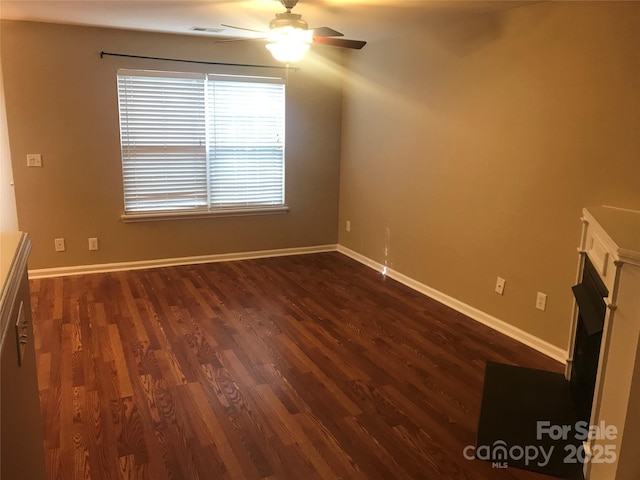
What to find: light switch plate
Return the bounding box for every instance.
[26,154,42,167]
[536,292,547,311]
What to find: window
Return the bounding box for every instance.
[116,69,286,219]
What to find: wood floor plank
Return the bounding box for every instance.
[107,325,134,398]
[32,252,562,480]
[185,382,247,478]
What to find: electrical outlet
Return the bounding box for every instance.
[26,154,42,167]
[495,277,506,295]
[346,220,351,232]
[88,237,99,251]
[54,238,65,252]
[536,292,547,311]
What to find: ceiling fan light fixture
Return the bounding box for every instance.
[266,24,312,63]
[266,38,310,63]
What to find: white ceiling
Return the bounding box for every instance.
[0,0,531,43]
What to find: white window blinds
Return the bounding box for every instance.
[117,69,285,215]
[208,79,285,208]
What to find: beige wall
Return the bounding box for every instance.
[1,21,343,269]
[338,1,640,349]
[0,47,18,233]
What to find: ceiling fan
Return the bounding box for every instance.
[222,0,367,62]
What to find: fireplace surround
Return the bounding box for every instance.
[565,206,640,479]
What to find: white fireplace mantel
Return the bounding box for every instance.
[567,206,640,480]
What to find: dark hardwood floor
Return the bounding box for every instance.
[31,252,562,479]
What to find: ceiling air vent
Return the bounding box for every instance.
[190,26,225,33]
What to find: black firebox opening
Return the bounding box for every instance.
[570,255,608,425]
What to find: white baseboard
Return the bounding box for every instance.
[29,241,566,363]
[337,245,567,363]
[28,244,338,279]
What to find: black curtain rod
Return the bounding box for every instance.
[100,51,296,71]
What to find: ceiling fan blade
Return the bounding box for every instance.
[310,26,344,38]
[313,36,367,49]
[221,24,265,34]
[211,37,267,44]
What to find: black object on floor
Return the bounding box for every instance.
[476,362,584,479]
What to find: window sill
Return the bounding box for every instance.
[121,206,289,223]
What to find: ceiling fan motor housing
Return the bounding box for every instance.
[280,0,300,12]
[269,12,308,31]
